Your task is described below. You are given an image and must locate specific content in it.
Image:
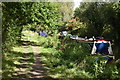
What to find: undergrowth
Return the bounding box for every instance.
[4,30,119,79]
[2,43,35,78]
[35,31,120,79]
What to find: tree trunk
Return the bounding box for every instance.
[114,34,120,59]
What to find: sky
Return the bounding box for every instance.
[74,0,82,10]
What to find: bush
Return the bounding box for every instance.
[37,30,120,79]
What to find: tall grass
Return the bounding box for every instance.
[36,31,120,79]
[2,43,35,78]
[20,30,120,79]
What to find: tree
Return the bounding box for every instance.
[2,2,63,78]
[2,2,62,52]
[104,2,120,59]
[58,2,74,22]
[74,2,120,59]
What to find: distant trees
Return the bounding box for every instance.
[58,2,74,22]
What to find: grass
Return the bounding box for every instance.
[21,30,94,78]
[21,30,39,43]
[10,30,119,79]
[2,41,35,78]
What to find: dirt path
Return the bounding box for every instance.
[27,46,47,78]
[13,45,53,80]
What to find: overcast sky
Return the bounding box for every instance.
[74,0,82,10]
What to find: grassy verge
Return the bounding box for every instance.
[20,30,120,79]
[36,32,120,79]
[2,44,35,78]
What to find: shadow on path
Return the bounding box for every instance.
[27,46,47,79]
[4,43,56,80]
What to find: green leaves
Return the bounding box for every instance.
[2,2,63,52]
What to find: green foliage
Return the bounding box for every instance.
[2,2,62,51]
[58,2,74,22]
[80,56,120,78]
[35,31,93,78]
[15,30,120,79]
[29,2,61,33]
[74,2,119,37]
[65,18,87,36]
[2,2,63,78]
[30,30,119,79]
[2,1,120,79]
[2,45,35,78]
[21,30,39,43]
[74,2,120,59]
